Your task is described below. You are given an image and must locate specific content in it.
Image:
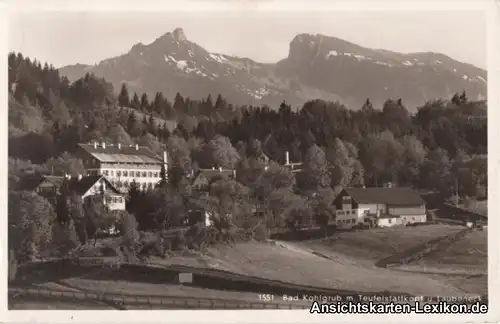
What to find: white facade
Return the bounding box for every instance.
[80,143,168,193]
[377,217,402,228]
[335,208,371,229]
[400,214,427,224]
[81,178,126,211]
[86,165,162,192]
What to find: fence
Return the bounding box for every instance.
[8,287,309,310]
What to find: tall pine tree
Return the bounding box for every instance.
[118,84,130,107]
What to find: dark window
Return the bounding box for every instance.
[148,172,152,177]
[136,171,140,177]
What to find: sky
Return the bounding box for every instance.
[7,2,487,69]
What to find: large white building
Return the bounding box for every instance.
[75,142,168,192]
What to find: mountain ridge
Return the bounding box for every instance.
[59,27,487,111]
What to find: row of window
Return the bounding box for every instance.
[106,196,124,204]
[88,195,124,204]
[337,210,356,216]
[337,219,357,225]
[111,180,156,190]
[103,170,160,178]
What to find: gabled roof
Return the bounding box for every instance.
[64,175,104,195]
[43,175,65,187]
[30,175,65,191]
[18,174,53,191]
[343,187,426,206]
[78,143,163,164]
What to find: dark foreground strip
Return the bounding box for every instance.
[8,287,308,310]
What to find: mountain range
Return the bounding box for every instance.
[59,27,487,111]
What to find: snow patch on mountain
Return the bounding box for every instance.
[326,50,338,58]
[435,60,443,64]
[164,54,189,70]
[375,61,392,67]
[462,75,469,80]
[402,60,413,66]
[477,76,486,83]
[353,54,370,61]
[209,53,227,64]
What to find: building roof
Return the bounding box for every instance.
[43,175,65,187]
[197,168,235,182]
[63,175,104,195]
[343,187,426,206]
[78,143,163,164]
[35,174,121,196]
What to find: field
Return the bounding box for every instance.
[299,224,465,264]
[148,240,471,297]
[401,229,487,274]
[11,224,487,309]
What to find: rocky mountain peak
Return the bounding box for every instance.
[59,30,487,112]
[173,27,187,42]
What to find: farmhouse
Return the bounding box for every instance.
[33,174,126,211]
[333,187,427,229]
[75,142,168,192]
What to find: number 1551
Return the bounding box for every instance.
[259,294,274,302]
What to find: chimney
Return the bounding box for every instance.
[77,174,83,181]
[163,151,168,164]
[93,142,97,149]
[219,167,223,172]
[232,169,236,178]
[102,180,106,192]
[212,166,215,170]
[118,143,121,149]
[135,144,139,150]
[285,151,290,165]
[376,209,381,218]
[102,142,106,149]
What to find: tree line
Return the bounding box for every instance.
[8,52,487,265]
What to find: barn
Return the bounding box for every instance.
[333,187,427,228]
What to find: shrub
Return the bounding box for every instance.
[117,211,140,261]
[50,220,80,258]
[8,191,54,262]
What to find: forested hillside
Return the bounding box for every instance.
[8,52,487,260]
